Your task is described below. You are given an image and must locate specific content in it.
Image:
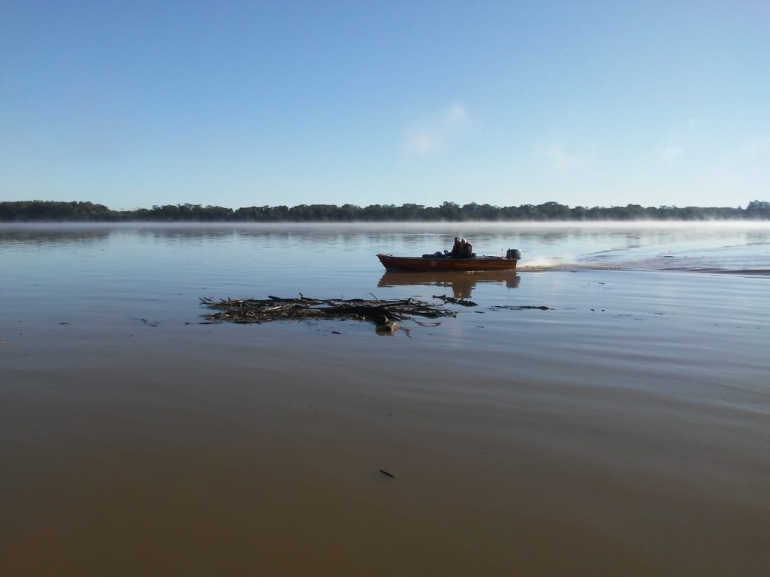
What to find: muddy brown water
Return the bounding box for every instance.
[2,224,769,575]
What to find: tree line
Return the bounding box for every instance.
[1,200,769,222]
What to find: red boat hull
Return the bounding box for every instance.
[377,253,518,272]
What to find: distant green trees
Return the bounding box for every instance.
[0,201,116,221]
[1,199,768,222]
[746,200,770,218]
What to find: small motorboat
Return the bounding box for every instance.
[377,249,521,272]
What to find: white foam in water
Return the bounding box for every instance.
[517,255,580,270]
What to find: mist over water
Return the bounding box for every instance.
[3,221,768,277]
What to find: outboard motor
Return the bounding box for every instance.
[506,249,521,260]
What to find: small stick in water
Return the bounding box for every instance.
[379,469,395,478]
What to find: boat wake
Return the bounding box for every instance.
[519,243,770,276]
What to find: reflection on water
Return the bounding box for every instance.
[0,225,111,246]
[379,271,520,299]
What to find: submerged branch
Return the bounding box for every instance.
[433,294,478,307]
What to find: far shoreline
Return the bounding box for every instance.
[3,220,770,229]
[2,200,769,223]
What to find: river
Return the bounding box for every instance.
[1,222,769,576]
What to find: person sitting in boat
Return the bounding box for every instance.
[461,238,473,258]
[449,237,463,258]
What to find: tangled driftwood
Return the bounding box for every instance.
[433,294,477,307]
[491,305,551,311]
[199,294,456,329]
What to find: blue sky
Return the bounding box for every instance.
[1,0,768,210]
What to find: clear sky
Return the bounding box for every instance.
[1,1,768,210]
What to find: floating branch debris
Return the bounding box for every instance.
[433,294,478,307]
[199,294,456,326]
[490,305,551,311]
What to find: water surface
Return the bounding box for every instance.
[1,223,769,576]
